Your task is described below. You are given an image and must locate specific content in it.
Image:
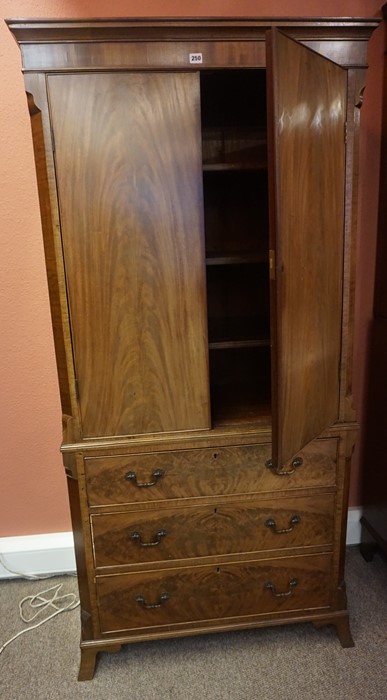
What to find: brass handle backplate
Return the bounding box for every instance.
[135,592,170,609]
[264,578,298,598]
[130,529,167,547]
[265,514,301,534]
[125,468,164,488]
[265,457,303,476]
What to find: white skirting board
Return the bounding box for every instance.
[346,506,364,546]
[0,509,363,579]
[0,532,76,579]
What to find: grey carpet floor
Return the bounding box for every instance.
[0,546,386,699]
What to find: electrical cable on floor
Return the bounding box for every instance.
[0,553,79,656]
[0,583,79,655]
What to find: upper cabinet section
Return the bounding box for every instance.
[7,17,380,447]
[7,17,379,72]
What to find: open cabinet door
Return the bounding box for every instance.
[266,29,347,468]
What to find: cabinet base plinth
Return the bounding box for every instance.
[313,614,354,648]
[77,612,354,680]
[79,643,122,681]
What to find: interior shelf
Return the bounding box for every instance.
[206,252,268,266]
[202,169,268,258]
[209,339,270,350]
[208,316,270,347]
[211,386,271,427]
[201,127,267,171]
[208,344,271,427]
[203,162,267,172]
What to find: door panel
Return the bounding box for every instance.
[48,73,210,438]
[266,30,346,467]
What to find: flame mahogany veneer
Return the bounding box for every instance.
[7,15,379,680]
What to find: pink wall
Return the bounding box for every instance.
[0,0,382,537]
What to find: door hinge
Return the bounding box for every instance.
[344,121,348,145]
[50,125,56,153]
[75,377,80,402]
[269,249,276,281]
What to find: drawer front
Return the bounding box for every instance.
[96,553,332,634]
[85,439,337,507]
[91,494,335,568]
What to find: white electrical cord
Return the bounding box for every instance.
[0,553,79,656]
[0,582,79,655]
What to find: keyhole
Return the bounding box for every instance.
[214,507,217,514]
[213,453,218,459]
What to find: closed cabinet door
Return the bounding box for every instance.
[267,30,347,468]
[48,72,211,438]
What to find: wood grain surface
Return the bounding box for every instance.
[48,72,210,438]
[91,493,334,567]
[85,438,337,507]
[96,553,332,633]
[267,30,346,467]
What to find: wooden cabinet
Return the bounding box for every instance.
[7,16,379,680]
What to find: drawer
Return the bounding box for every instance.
[91,494,335,568]
[96,553,332,634]
[85,439,337,507]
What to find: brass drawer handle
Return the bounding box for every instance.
[265,457,303,476]
[265,514,301,534]
[124,468,164,488]
[130,529,167,547]
[264,578,298,598]
[135,592,170,609]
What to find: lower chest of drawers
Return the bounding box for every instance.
[84,438,339,637]
[96,553,332,635]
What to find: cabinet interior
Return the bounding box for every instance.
[200,69,271,428]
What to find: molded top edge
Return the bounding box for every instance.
[6,16,381,47]
[5,16,382,26]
